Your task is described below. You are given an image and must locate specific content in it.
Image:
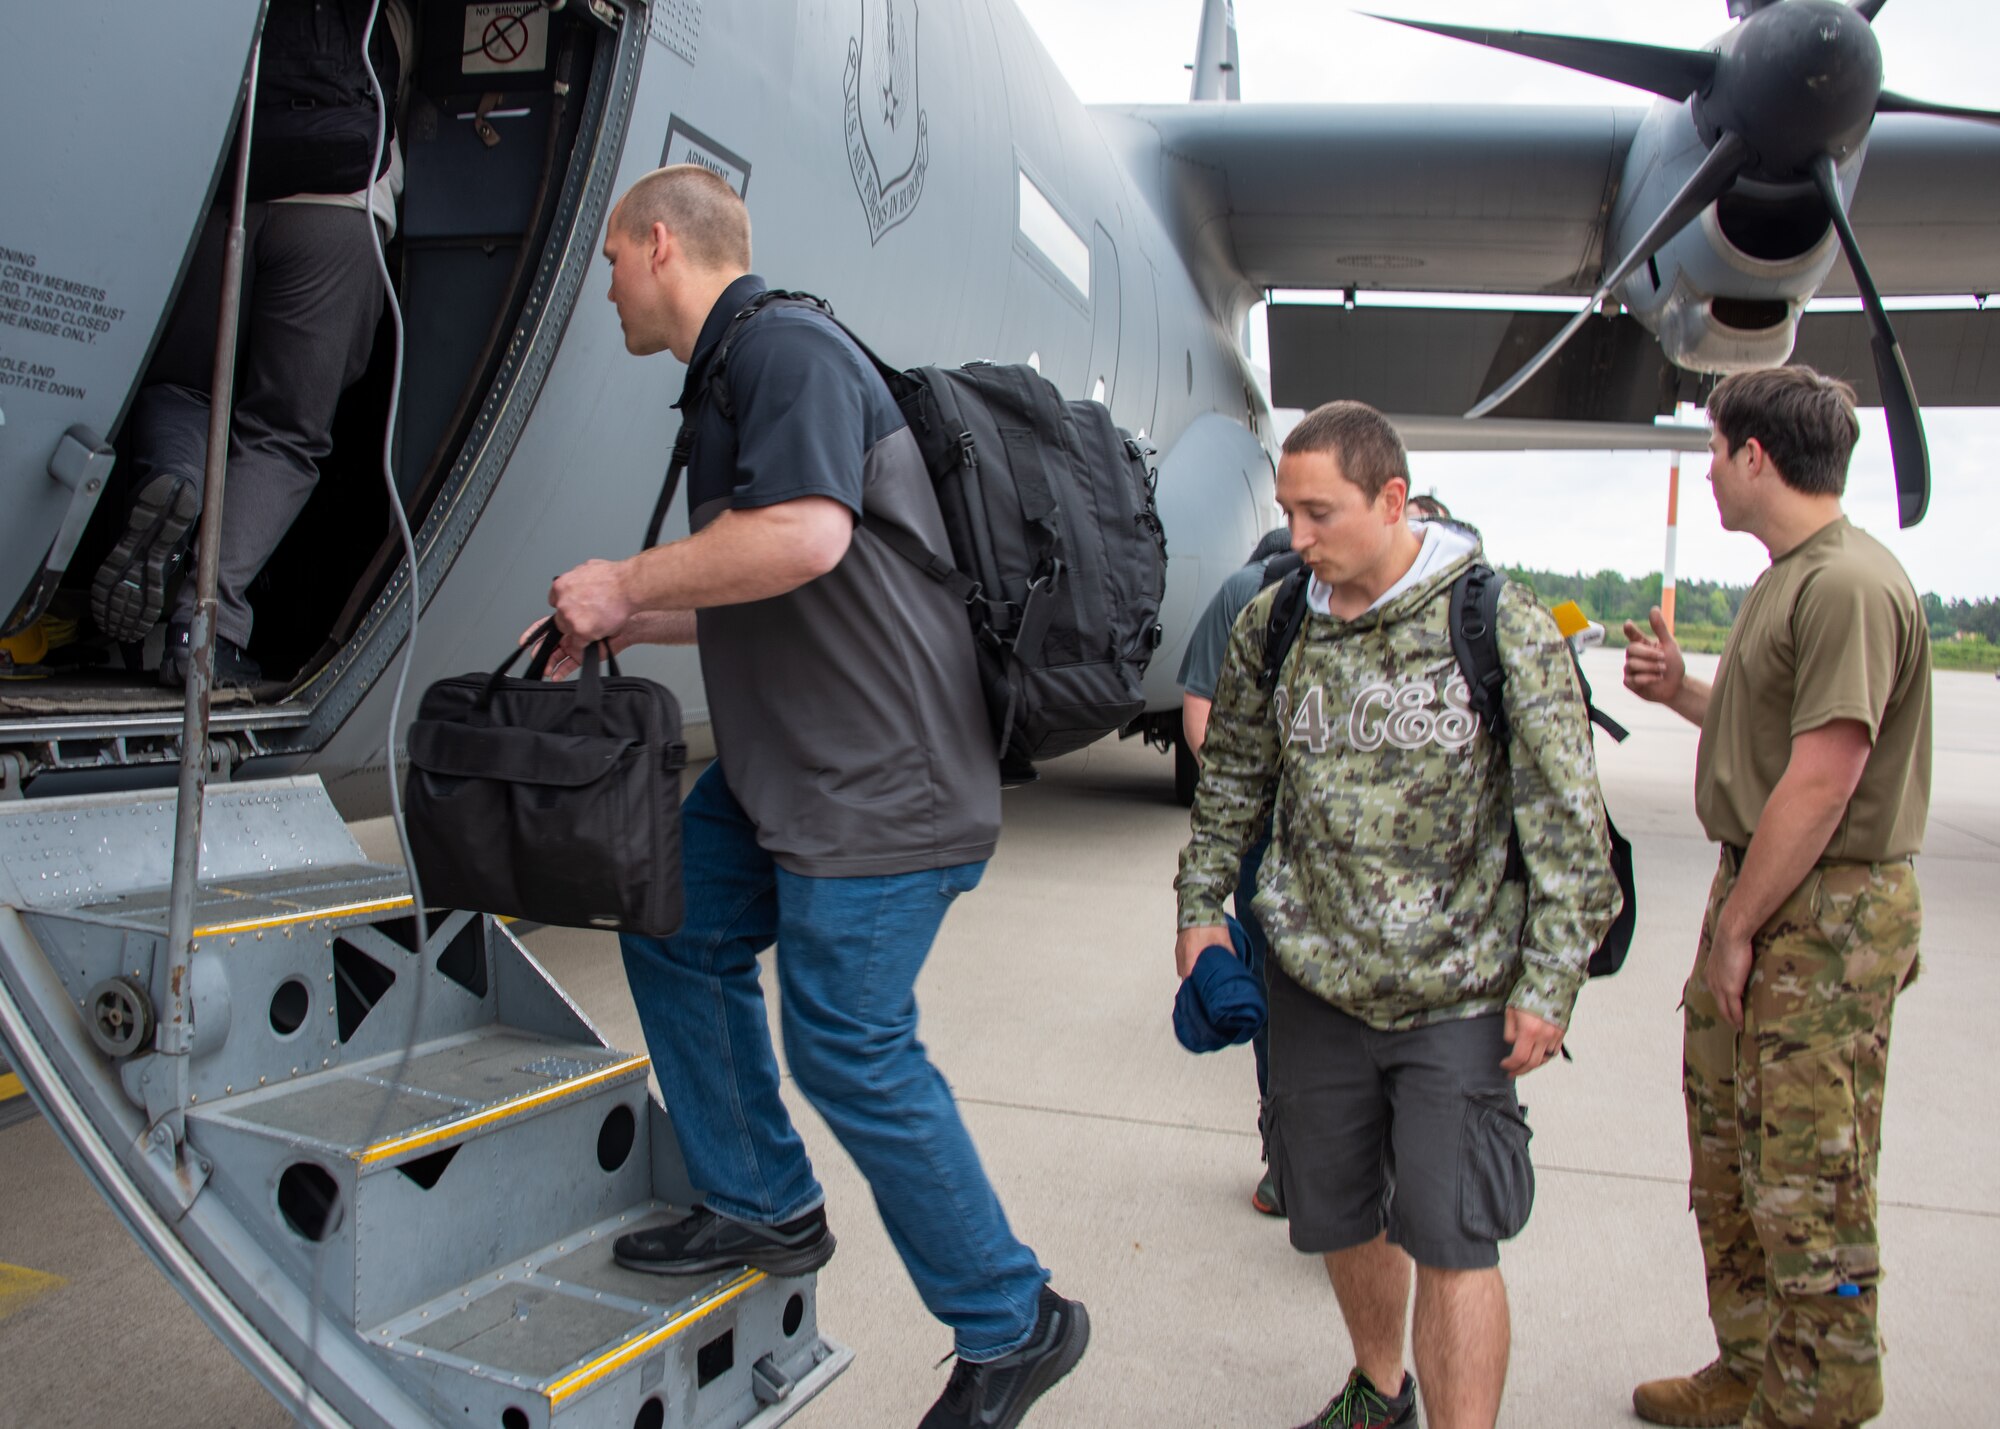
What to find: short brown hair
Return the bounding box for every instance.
[1282,400,1409,503]
[616,165,751,270]
[1707,366,1860,497]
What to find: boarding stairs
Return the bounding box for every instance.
[0,777,848,1429]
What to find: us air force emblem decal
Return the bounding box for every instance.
[845,0,928,243]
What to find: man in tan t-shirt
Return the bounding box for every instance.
[1621,367,1930,1429]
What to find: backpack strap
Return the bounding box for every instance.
[866,366,1010,630]
[642,290,823,551]
[1256,565,1314,695]
[1448,564,1510,747]
[642,423,696,552]
[1260,551,1304,589]
[684,288,993,608]
[701,290,832,422]
[1449,565,1529,887]
[1570,655,1631,743]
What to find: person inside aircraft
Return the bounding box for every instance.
[1623,367,1931,1429]
[1174,401,1617,1429]
[1177,524,1293,1218]
[90,0,413,687]
[539,165,1089,1429]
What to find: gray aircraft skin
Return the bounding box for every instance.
[2,4,1999,1427]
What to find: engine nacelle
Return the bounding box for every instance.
[1609,100,1859,375]
[1652,286,1804,373]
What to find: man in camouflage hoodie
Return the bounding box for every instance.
[1175,401,1619,1429]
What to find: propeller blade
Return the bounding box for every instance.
[1468,133,1748,420]
[1877,89,2000,125]
[1809,155,1929,527]
[1362,15,1718,101]
[1852,0,1888,21]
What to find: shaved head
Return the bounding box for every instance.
[614,164,751,271]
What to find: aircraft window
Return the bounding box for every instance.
[1017,171,1090,298]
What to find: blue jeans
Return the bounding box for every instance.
[619,764,1048,1360]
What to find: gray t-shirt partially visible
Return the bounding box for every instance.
[1178,560,1280,701]
[680,282,999,877]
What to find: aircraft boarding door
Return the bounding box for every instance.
[1087,224,1122,410]
[0,0,265,635]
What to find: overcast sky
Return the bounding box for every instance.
[1010,0,2000,599]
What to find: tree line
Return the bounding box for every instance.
[1503,566,2000,650]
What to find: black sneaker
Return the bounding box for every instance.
[92,472,200,643]
[1295,1368,1417,1429]
[613,1205,836,1278]
[919,1285,1090,1429]
[158,625,263,689]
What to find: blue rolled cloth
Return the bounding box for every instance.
[1173,915,1267,1053]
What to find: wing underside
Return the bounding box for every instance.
[1107,103,2000,415]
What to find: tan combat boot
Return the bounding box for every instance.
[1632,1359,1755,1427]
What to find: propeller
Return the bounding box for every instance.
[1466,132,1748,421]
[1875,90,2000,124]
[1375,0,1993,527]
[1810,154,1928,524]
[1362,17,1717,100]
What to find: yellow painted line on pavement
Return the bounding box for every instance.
[0,1072,25,1102]
[0,1264,68,1323]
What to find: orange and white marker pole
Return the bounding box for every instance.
[1661,452,1682,635]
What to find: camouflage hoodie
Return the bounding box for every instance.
[1175,525,1620,1031]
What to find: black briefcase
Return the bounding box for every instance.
[403,627,686,935]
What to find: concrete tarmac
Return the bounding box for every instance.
[2,650,1995,1427]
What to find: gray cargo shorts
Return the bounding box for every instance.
[1264,965,1535,1270]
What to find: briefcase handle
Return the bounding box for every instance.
[482,621,622,716]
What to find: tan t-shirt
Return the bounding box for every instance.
[1696,517,1931,860]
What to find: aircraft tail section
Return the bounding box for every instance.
[0,777,849,1428]
[1190,0,1241,102]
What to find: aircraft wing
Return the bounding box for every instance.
[1103,103,2000,416]
[1105,102,1640,298]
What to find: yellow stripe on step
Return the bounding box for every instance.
[0,1072,25,1103]
[355,1055,650,1165]
[547,1269,766,1406]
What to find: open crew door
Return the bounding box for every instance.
[0,1,264,635]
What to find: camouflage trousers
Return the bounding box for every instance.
[1683,850,1921,1429]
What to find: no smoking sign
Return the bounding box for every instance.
[462,2,548,76]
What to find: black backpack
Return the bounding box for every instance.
[248,0,402,202]
[650,291,1170,785]
[1254,555,1638,978]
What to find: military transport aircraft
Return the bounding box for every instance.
[1,1,1997,1426]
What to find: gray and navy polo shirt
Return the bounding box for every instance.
[677,276,999,876]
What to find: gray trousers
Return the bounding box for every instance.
[142,201,384,646]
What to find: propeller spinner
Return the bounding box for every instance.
[1377,0,2000,527]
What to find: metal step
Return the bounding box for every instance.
[193,1029,648,1166]
[366,1206,847,1428]
[187,1027,655,1325]
[0,777,851,1427]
